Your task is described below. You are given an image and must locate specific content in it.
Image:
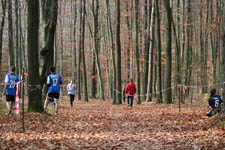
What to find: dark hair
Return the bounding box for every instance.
[210,88,216,97]
[49,66,55,73]
[10,66,16,72]
[130,79,133,82]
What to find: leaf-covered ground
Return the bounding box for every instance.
[0,98,225,150]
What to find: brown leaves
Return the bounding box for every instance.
[0,99,225,149]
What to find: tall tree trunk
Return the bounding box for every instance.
[90,50,97,98]
[91,0,104,100]
[181,0,186,70]
[185,0,192,92]
[156,0,162,103]
[146,0,155,102]
[200,0,205,93]
[134,0,141,104]
[90,1,97,99]
[222,0,225,113]
[125,1,133,80]
[77,0,82,100]
[105,0,116,104]
[163,0,172,104]
[19,1,26,72]
[174,0,181,95]
[39,0,58,88]
[203,0,209,92]
[27,0,43,112]
[0,0,7,72]
[8,0,15,67]
[142,0,151,101]
[72,0,77,83]
[81,0,88,102]
[15,0,19,74]
[210,0,217,85]
[116,0,122,104]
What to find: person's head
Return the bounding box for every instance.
[210,88,216,97]
[10,66,16,73]
[49,66,55,73]
[130,79,133,82]
[70,80,73,84]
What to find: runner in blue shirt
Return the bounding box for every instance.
[2,66,19,116]
[67,80,76,107]
[44,66,62,113]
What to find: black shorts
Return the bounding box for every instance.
[6,95,16,102]
[48,93,59,99]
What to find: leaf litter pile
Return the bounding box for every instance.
[0,99,225,150]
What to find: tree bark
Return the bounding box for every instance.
[8,0,15,67]
[81,0,88,102]
[116,0,122,104]
[134,0,141,104]
[27,0,43,112]
[77,0,82,100]
[105,0,116,104]
[163,0,172,104]
[156,0,162,103]
[142,0,151,101]
[146,0,155,102]
[91,0,104,100]
[222,0,225,113]
[0,0,7,73]
[39,0,58,87]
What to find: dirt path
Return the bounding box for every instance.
[0,99,224,150]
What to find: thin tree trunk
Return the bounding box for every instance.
[77,0,82,100]
[8,0,15,67]
[91,0,104,100]
[81,0,88,102]
[116,0,122,104]
[134,0,141,104]
[181,0,186,70]
[222,0,225,113]
[203,0,209,92]
[90,50,97,98]
[0,0,7,72]
[72,0,77,83]
[105,0,116,103]
[15,0,19,74]
[142,0,151,100]
[146,0,155,102]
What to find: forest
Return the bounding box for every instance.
[0,0,225,149]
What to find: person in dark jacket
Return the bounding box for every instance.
[206,88,223,117]
[125,79,136,107]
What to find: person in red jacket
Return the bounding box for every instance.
[125,79,136,107]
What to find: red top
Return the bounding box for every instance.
[125,81,136,96]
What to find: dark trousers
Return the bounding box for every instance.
[69,94,75,107]
[123,96,126,103]
[127,96,134,107]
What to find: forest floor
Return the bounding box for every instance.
[0,97,225,150]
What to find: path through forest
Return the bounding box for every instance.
[0,98,225,149]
